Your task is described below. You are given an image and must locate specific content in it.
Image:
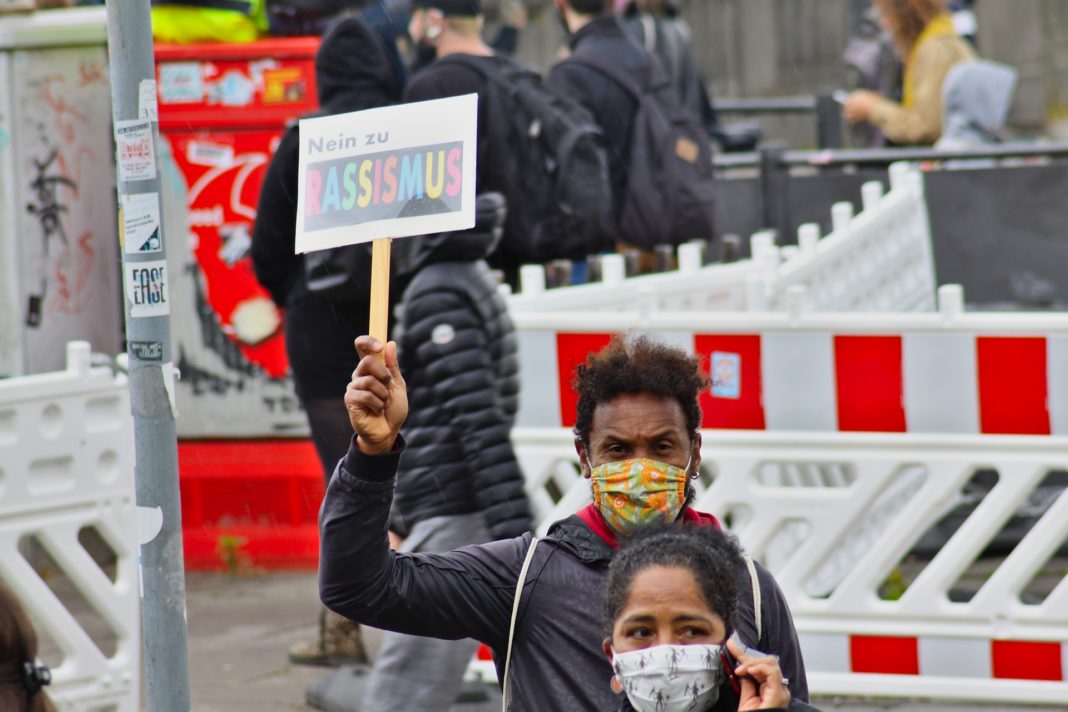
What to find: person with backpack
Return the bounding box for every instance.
[618,0,760,153]
[360,193,534,712]
[547,0,716,255]
[404,0,614,285]
[250,15,402,670]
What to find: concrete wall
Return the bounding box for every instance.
[494,0,1068,137]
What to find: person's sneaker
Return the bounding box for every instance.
[289,609,369,667]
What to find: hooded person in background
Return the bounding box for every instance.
[843,0,975,145]
[250,15,402,669]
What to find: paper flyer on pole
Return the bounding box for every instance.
[295,94,478,253]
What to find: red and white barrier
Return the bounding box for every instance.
[513,286,1068,436]
[0,342,139,712]
[507,162,935,316]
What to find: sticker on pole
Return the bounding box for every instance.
[295,94,478,253]
[124,260,170,318]
[115,120,157,182]
[121,193,162,254]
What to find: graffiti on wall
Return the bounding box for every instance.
[22,63,108,328]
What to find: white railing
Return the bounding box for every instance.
[0,342,139,712]
[509,427,1068,705]
[507,162,935,316]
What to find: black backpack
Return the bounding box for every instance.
[303,242,372,303]
[437,55,615,273]
[571,55,716,249]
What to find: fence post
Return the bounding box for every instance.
[815,92,845,149]
[758,144,789,240]
[104,3,192,711]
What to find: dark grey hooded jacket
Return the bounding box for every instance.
[389,209,532,540]
[319,443,809,711]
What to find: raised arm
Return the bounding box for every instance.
[318,336,524,647]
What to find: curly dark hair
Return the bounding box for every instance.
[603,525,745,638]
[573,334,708,445]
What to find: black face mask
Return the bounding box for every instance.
[409,40,438,72]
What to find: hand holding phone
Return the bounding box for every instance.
[725,638,791,711]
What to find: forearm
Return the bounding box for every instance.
[318,438,402,621]
[870,98,941,146]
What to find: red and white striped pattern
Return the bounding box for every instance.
[802,633,1068,682]
[516,330,1068,436]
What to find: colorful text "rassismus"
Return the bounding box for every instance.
[304,141,465,232]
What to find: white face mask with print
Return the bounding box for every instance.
[611,643,725,712]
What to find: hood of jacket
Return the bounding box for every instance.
[316,16,402,115]
[394,192,506,277]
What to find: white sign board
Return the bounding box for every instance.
[295,94,478,253]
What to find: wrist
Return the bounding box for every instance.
[356,434,398,455]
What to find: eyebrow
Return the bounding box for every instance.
[620,613,715,626]
[599,429,681,443]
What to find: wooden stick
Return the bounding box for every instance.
[369,237,392,360]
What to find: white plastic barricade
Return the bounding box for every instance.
[513,284,1068,434]
[0,341,139,712]
[507,162,935,316]
[507,427,1068,705]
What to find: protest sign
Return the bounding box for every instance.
[295,94,478,350]
[295,94,478,253]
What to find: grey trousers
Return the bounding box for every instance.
[361,513,492,712]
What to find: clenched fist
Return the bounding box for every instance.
[346,336,408,455]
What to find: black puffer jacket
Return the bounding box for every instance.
[390,223,532,540]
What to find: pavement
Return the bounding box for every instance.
[185,571,503,712]
[183,571,1059,712]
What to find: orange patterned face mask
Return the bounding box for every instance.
[589,457,690,534]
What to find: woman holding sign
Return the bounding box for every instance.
[251,16,401,667]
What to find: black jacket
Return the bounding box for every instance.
[250,17,401,400]
[546,16,654,217]
[390,226,532,539]
[404,53,517,195]
[620,1,720,135]
[320,443,809,711]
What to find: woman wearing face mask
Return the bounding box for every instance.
[602,527,821,712]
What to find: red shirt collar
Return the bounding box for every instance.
[576,504,721,549]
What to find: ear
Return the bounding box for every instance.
[602,637,614,662]
[575,438,591,478]
[691,431,702,475]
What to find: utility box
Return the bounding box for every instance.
[0,8,122,378]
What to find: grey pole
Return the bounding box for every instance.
[105,3,192,710]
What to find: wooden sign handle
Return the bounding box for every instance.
[369,238,392,360]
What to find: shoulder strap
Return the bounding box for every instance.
[436,53,493,78]
[640,14,657,54]
[744,555,762,642]
[568,54,646,102]
[502,536,539,711]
